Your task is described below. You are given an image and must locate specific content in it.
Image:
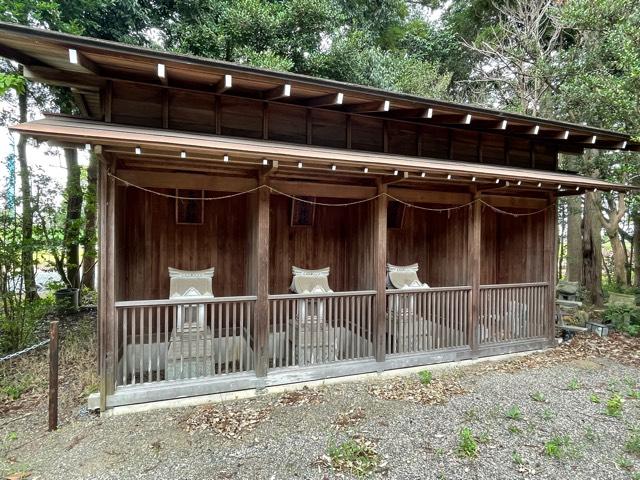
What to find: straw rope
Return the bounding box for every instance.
[107,172,556,217]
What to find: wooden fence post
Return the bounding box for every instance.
[254,183,270,378]
[467,190,481,356]
[544,194,558,344]
[373,181,387,363]
[48,320,59,432]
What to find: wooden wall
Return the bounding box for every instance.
[109,81,558,171]
[481,207,546,284]
[269,196,375,294]
[387,204,469,287]
[116,186,252,301]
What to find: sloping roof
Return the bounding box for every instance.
[10,115,633,193]
[0,21,637,154]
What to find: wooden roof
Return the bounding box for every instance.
[0,21,637,154]
[11,115,634,193]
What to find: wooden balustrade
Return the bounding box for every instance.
[114,296,256,387]
[111,283,548,391]
[268,291,377,368]
[478,283,548,344]
[385,286,471,355]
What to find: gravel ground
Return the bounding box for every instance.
[1,352,640,479]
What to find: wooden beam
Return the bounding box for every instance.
[23,65,105,90]
[373,180,387,363]
[71,90,90,117]
[261,159,278,177]
[432,113,472,125]
[343,100,390,113]
[382,170,409,185]
[68,48,102,75]
[270,179,376,199]
[263,83,291,100]
[482,194,547,210]
[303,92,343,107]
[116,169,258,192]
[388,188,471,206]
[0,43,48,67]
[382,107,433,120]
[215,74,232,93]
[467,189,481,356]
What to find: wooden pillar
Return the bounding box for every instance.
[373,181,388,363]
[543,193,558,344]
[467,189,481,355]
[97,147,116,411]
[254,181,270,377]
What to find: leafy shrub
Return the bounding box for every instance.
[603,304,640,336]
[457,427,478,458]
[605,393,623,417]
[505,406,523,420]
[327,436,379,477]
[0,296,54,355]
[418,370,433,385]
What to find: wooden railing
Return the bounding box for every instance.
[478,282,548,344]
[268,291,377,368]
[114,296,256,387]
[385,286,471,355]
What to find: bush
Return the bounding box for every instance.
[603,304,640,336]
[457,427,478,458]
[0,296,54,355]
[418,370,433,385]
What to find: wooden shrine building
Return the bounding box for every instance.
[1,22,637,410]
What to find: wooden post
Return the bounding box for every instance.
[254,181,270,377]
[97,147,116,412]
[373,181,388,363]
[467,189,481,355]
[48,320,59,431]
[543,193,557,344]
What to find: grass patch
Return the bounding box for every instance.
[530,391,546,402]
[589,393,601,404]
[456,427,478,458]
[505,406,523,421]
[512,450,523,465]
[625,431,640,456]
[543,435,578,459]
[567,379,581,390]
[326,436,380,477]
[605,393,623,417]
[418,370,433,386]
[541,408,555,421]
[616,456,633,471]
[508,425,522,435]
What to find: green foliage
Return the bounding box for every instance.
[327,436,379,477]
[605,393,624,417]
[456,427,478,458]
[505,406,523,421]
[418,370,433,385]
[589,393,601,404]
[0,73,25,95]
[530,392,546,402]
[543,436,574,459]
[604,304,640,336]
[625,431,640,456]
[511,450,523,465]
[616,456,633,470]
[567,379,581,390]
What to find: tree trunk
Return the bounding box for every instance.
[634,211,640,287]
[81,151,98,290]
[566,195,583,283]
[17,70,37,302]
[595,193,627,287]
[63,148,83,289]
[582,192,603,306]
